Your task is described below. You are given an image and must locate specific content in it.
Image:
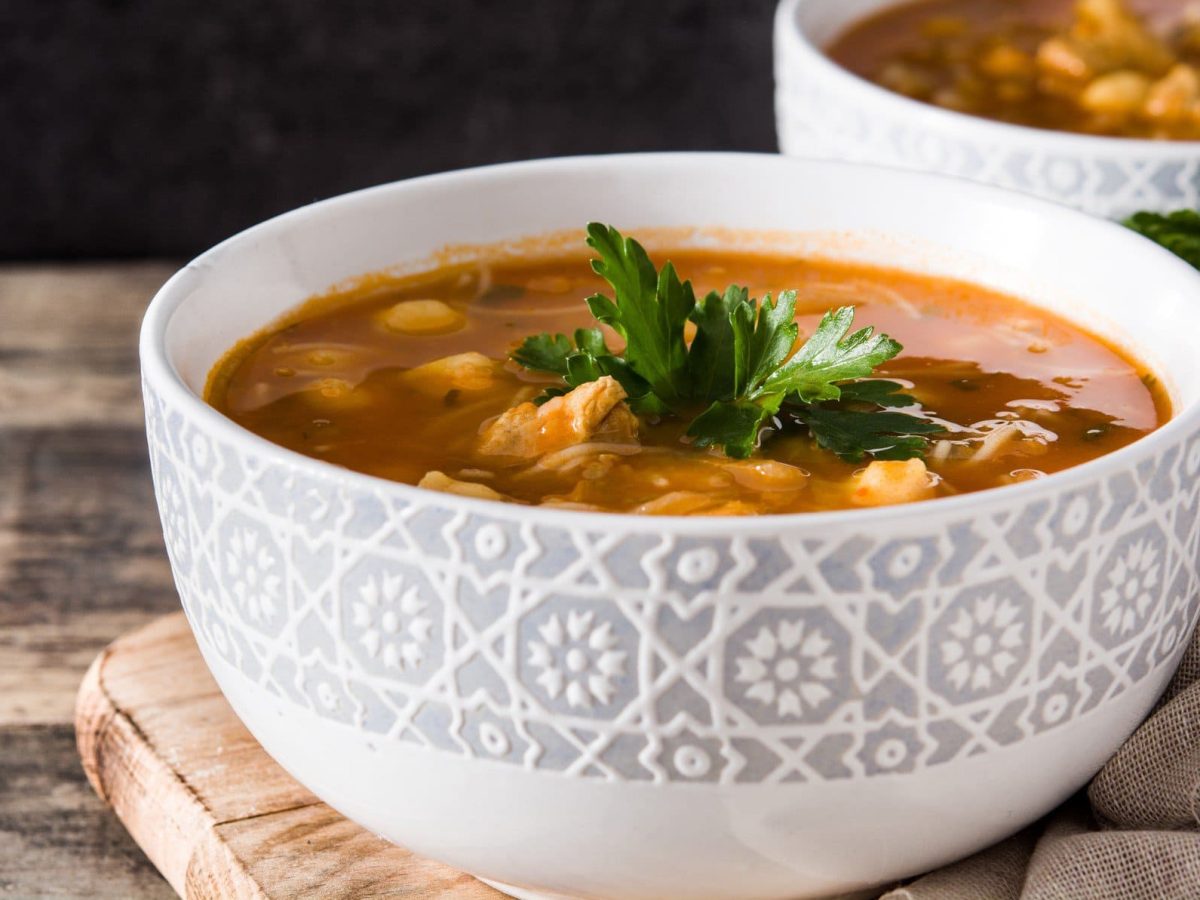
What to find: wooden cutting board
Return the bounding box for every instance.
[75,612,503,899]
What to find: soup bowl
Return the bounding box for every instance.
[141,153,1200,900]
[774,0,1200,219]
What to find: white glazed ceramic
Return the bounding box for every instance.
[142,153,1200,900]
[774,0,1200,219]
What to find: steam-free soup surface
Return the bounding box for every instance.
[207,248,1168,515]
[829,0,1200,140]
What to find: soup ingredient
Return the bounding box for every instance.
[852,459,936,506]
[790,379,942,462]
[417,470,509,501]
[401,351,498,396]
[514,224,940,460]
[206,236,1168,515]
[1124,209,1200,269]
[477,376,638,458]
[380,299,465,335]
[829,0,1200,139]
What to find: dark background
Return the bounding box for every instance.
[4,0,778,260]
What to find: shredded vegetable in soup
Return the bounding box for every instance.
[206,225,1169,516]
[829,0,1200,140]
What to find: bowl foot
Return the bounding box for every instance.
[476,877,881,900]
[477,877,579,900]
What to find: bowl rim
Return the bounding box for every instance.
[774,0,1200,156]
[141,151,1200,534]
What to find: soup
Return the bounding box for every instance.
[206,227,1168,516]
[829,0,1200,140]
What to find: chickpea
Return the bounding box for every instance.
[401,352,497,396]
[979,43,1035,81]
[1143,63,1200,121]
[1080,70,1152,113]
[1075,0,1127,35]
[1037,37,1095,82]
[380,299,465,335]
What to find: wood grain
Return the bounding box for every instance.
[0,723,175,899]
[0,263,170,426]
[76,612,503,899]
[0,263,179,896]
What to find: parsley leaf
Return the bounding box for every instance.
[836,379,919,408]
[511,332,573,376]
[760,307,903,403]
[686,285,747,401]
[793,403,943,463]
[510,225,940,460]
[585,223,693,409]
[687,400,777,459]
[685,308,918,458]
[684,289,806,458]
[513,327,658,408]
[1125,210,1200,270]
[740,290,801,393]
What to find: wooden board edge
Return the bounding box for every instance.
[74,623,267,899]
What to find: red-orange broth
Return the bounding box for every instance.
[206,248,1169,515]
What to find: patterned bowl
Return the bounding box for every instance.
[141,153,1200,900]
[774,0,1200,220]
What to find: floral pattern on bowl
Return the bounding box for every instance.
[145,378,1200,786]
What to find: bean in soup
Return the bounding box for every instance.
[829,0,1200,140]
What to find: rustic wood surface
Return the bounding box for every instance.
[0,263,502,898]
[75,612,500,899]
[1,263,184,897]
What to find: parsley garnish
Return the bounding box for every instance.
[1125,210,1200,270]
[512,224,939,460]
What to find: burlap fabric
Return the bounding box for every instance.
[881,632,1200,899]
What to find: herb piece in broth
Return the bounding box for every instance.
[793,381,944,463]
[513,224,942,460]
[1125,210,1200,270]
[690,311,937,460]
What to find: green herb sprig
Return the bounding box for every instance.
[511,223,940,460]
[1125,210,1200,270]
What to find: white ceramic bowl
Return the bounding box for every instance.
[141,153,1200,900]
[774,0,1200,219]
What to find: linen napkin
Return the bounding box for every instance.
[883,630,1200,899]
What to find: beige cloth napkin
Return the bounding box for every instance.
[882,632,1200,899]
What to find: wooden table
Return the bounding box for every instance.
[0,263,180,897]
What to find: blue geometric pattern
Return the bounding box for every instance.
[145,382,1200,785]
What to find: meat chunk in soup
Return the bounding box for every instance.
[477,376,637,459]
